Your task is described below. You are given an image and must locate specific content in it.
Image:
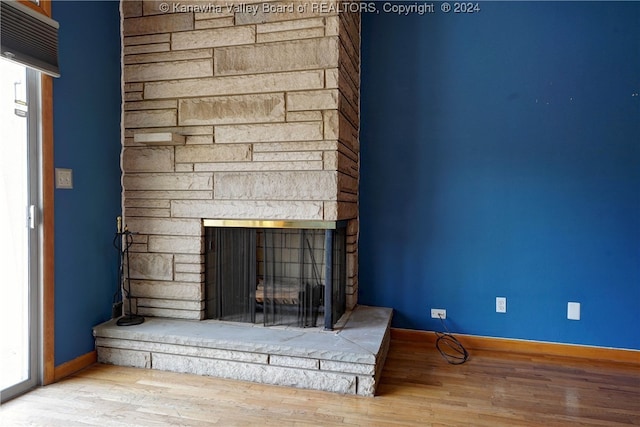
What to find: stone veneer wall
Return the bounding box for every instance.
[120,0,360,320]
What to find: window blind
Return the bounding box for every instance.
[1,0,59,77]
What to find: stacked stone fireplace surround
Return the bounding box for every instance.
[95,0,391,396]
[121,0,360,319]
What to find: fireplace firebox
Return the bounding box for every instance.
[204,220,347,329]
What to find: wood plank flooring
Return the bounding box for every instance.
[1,338,638,426]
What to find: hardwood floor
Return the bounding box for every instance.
[1,338,638,426]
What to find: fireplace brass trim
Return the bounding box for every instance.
[203,219,341,229]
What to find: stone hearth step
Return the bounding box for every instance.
[93,305,392,396]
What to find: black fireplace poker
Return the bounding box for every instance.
[113,216,144,327]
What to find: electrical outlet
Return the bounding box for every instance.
[431,308,446,319]
[496,297,507,313]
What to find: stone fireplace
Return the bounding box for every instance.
[95,0,391,396]
[119,0,360,321]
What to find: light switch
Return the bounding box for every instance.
[55,168,73,189]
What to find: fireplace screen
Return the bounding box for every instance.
[205,224,346,329]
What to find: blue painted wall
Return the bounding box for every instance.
[52,1,121,365]
[360,2,640,350]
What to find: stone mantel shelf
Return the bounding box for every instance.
[133,132,185,146]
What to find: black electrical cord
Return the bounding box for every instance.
[435,315,469,365]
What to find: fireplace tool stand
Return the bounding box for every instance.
[113,216,144,326]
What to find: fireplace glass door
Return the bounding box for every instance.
[206,228,256,322]
[262,229,325,327]
[205,226,346,328]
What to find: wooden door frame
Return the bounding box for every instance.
[42,72,54,386]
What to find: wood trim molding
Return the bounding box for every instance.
[40,0,51,17]
[41,73,55,386]
[391,328,640,365]
[17,0,51,17]
[53,351,97,382]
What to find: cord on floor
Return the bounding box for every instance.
[435,315,469,365]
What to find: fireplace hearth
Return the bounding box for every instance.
[94,305,392,396]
